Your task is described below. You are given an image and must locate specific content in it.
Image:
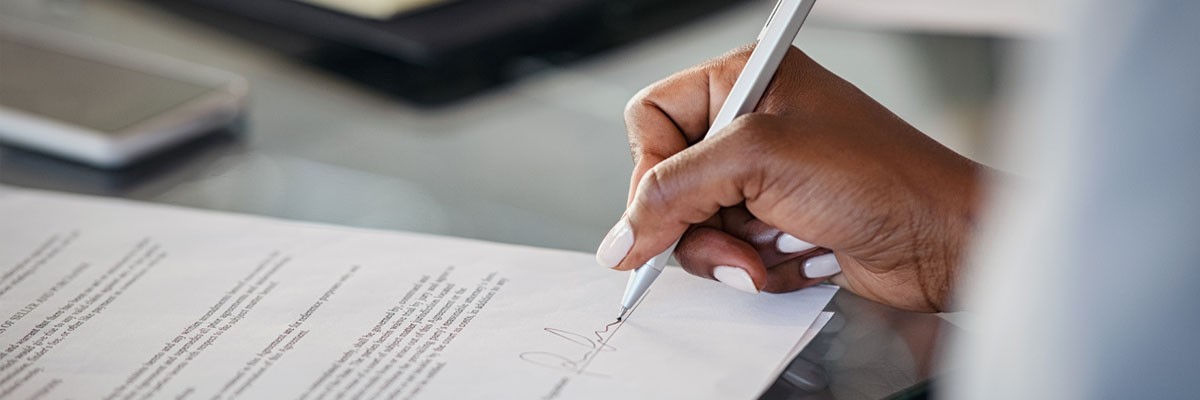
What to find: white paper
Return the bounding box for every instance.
[772,311,834,378]
[0,187,835,399]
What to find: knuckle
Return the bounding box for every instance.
[628,141,646,166]
[720,43,756,63]
[721,114,789,199]
[624,63,696,123]
[635,166,674,215]
[623,88,655,122]
[724,115,784,160]
[623,86,662,164]
[701,45,755,82]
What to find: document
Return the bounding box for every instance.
[0,187,836,399]
[774,312,833,377]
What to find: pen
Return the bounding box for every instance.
[618,0,819,321]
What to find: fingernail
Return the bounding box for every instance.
[596,216,635,268]
[776,233,816,254]
[713,266,759,294]
[803,253,842,279]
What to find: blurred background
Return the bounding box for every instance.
[7,2,1200,399]
[0,0,1044,254]
[0,1,1056,398]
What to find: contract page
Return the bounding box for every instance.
[0,187,835,400]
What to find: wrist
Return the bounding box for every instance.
[925,160,988,311]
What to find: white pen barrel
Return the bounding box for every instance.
[621,241,678,309]
[617,0,816,314]
[708,0,814,138]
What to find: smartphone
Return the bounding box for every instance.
[0,20,248,168]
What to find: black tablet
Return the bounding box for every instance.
[145,0,744,105]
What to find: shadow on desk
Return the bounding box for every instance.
[0,127,245,198]
[763,291,957,400]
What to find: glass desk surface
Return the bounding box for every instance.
[1,0,979,398]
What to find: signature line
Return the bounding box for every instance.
[573,290,649,375]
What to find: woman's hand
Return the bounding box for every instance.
[594,46,985,312]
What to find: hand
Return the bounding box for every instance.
[594,46,985,312]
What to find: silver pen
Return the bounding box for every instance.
[618,0,818,321]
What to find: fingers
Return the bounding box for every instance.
[763,257,825,293]
[601,115,778,272]
[604,45,840,287]
[800,253,842,279]
[671,224,842,293]
[717,206,814,267]
[674,226,766,293]
[776,233,817,254]
[762,251,844,292]
[623,48,748,204]
[642,199,844,293]
[681,206,843,293]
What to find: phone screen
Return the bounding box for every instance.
[0,35,216,134]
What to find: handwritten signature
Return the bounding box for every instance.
[519,319,622,377]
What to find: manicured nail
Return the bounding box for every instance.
[596,216,635,268]
[713,266,759,294]
[803,253,841,279]
[776,233,816,254]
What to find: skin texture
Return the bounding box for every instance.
[609,46,985,313]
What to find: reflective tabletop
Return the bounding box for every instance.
[1,0,982,397]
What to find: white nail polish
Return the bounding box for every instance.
[803,253,841,279]
[596,217,635,268]
[776,233,816,254]
[713,266,759,294]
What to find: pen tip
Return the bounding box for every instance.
[616,306,630,322]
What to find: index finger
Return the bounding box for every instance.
[623,48,748,204]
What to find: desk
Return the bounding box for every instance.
[0,0,977,397]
